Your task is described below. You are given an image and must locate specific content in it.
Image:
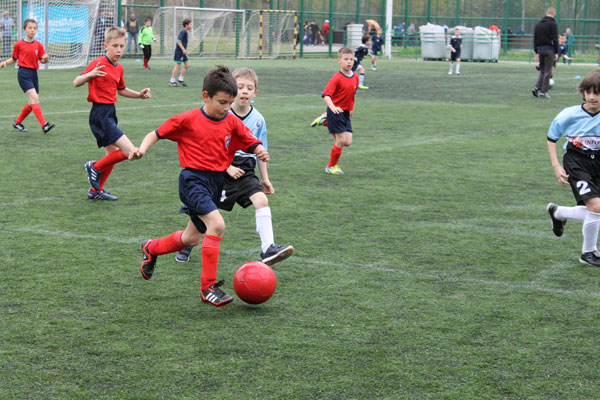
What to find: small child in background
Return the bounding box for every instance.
[353,34,371,89]
[139,17,156,70]
[370,31,384,70]
[448,27,462,75]
[557,34,573,64]
[0,19,54,133]
[169,18,191,87]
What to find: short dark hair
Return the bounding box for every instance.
[183,18,191,27]
[579,69,600,99]
[361,34,370,44]
[203,65,238,98]
[144,17,152,22]
[338,46,353,57]
[23,19,37,29]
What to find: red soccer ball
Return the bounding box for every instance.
[233,262,277,304]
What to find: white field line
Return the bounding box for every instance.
[1,224,599,298]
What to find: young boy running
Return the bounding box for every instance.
[175,67,294,265]
[139,17,156,70]
[74,26,151,201]
[0,19,54,133]
[370,31,384,70]
[169,18,191,87]
[448,27,462,75]
[131,66,269,308]
[546,69,600,267]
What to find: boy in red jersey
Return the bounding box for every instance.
[321,46,359,175]
[0,19,54,134]
[130,66,269,308]
[74,27,151,201]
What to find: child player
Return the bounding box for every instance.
[448,27,462,75]
[139,17,156,70]
[370,30,384,71]
[169,18,191,87]
[131,66,269,308]
[175,67,294,265]
[74,27,151,201]
[0,19,54,133]
[546,69,600,267]
[557,34,573,64]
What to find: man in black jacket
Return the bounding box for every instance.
[532,7,558,99]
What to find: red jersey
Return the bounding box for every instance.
[12,40,45,69]
[322,71,359,111]
[156,108,262,171]
[81,56,126,104]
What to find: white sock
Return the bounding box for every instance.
[456,64,460,73]
[359,73,364,85]
[178,75,184,81]
[449,62,453,72]
[255,207,274,253]
[555,205,587,222]
[170,77,176,83]
[582,211,600,253]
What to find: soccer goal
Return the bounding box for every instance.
[239,9,298,59]
[21,0,116,68]
[152,7,245,58]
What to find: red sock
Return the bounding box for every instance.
[148,230,185,255]
[327,144,343,168]
[94,150,128,172]
[98,164,114,191]
[200,234,221,290]
[16,104,32,124]
[143,58,148,67]
[30,103,46,127]
[323,119,329,127]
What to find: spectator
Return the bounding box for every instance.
[1,11,14,57]
[406,23,416,46]
[393,22,404,46]
[309,20,319,45]
[489,24,500,34]
[125,12,139,54]
[565,27,575,64]
[321,19,330,44]
[532,7,558,99]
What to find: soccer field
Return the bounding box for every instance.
[2,57,600,399]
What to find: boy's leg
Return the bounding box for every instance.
[176,219,199,263]
[170,63,181,83]
[141,230,186,279]
[179,61,190,81]
[456,59,461,74]
[90,136,135,192]
[251,194,294,265]
[25,89,49,129]
[15,104,32,124]
[327,131,352,172]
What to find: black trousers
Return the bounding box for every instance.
[142,44,152,60]
[535,48,554,93]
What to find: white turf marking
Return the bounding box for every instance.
[2,224,599,298]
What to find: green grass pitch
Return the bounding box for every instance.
[2,56,600,398]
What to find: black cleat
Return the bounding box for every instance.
[42,122,55,133]
[201,280,234,307]
[546,203,566,237]
[178,80,187,87]
[532,86,539,97]
[260,244,294,266]
[175,246,194,263]
[580,252,600,267]
[13,122,27,132]
[141,240,158,279]
[168,81,178,87]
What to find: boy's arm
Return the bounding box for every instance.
[177,41,187,54]
[74,62,106,87]
[252,144,269,163]
[323,95,343,114]
[257,159,274,194]
[0,57,15,68]
[547,139,569,187]
[118,87,151,99]
[130,131,160,160]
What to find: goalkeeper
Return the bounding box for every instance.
[139,17,156,70]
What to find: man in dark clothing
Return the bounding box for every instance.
[532,7,558,99]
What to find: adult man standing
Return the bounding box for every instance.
[1,11,14,57]
[532,7,558,99]
[125,12,139,54]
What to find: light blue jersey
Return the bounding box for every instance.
[231,106,267,159]
[547,105,600,152]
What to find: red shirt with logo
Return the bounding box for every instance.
[81,56,126,104]
[322,71,359,111]
[12,40,45,69]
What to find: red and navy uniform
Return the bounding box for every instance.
[12,39,45,93]
[156,107,262,232]
[322,71,359,134]
[81,56,127,147]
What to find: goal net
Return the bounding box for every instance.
[152,7,245,58]
[23,0,116,68]
[239,9,297,59]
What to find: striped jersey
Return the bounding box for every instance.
[547,104,600,153]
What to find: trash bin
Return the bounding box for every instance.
[419,23,446,59]
[346,24,364,49]
[472,26,500,61]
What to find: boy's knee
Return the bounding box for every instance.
[251,193,269,209]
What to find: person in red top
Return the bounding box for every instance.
[130,65,269,308]
[73,26,151,201]
[0,19,54,134]
[320,46,359,175]
[321,20,330,44]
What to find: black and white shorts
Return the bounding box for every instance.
[563,150,600,204]
[217,157,263,212]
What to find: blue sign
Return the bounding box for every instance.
[23,5,89,43]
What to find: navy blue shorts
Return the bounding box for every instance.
[179,169,225,233]
[174,50,188,63]
[351,60,362,71]
[326,109,352,134]
[89,103,124,148]
[18,67,39,93]
[372,48,382,56]
[450,50,461,61]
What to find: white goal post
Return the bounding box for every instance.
[240,9,298,59]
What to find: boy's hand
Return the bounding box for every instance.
[226,165,245,179]
[139,88,151,99]
[553,164,569,187]
[262,180,274,194]
[90,62,107,77]
[329,105,344,114]
[0,61,5,69]
[40,54,50,63]
[129,148,145,160]
[254,145,269,162]
[349,110,354,119]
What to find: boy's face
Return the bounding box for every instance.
[559,36,566,44]
[104,36,126,62]
[584,90,600,114]
[454,29,460,36]
[23,22,37,39]
[338,52,354,73]
[234,77,258,108]
[145,20,151,26]
[203,91,235,120]
[185,23,192,30]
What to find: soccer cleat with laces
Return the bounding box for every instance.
[580,252,600,267]
[539,92,551,99]
[261,244,294,266]
[175,246,194,263]
[85,161,102,191]
[178,80,187,87]
[546,203,566,237]
[310,112,327,127]
[87,189,118,201]
[169,81,178,87]
[42,122,55,134]
[531,86,539,97]
[325,165,344,175]
[201,280,234,307]
[358,85,369,90]
[13,122,27,132]
[140,240,158,280]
